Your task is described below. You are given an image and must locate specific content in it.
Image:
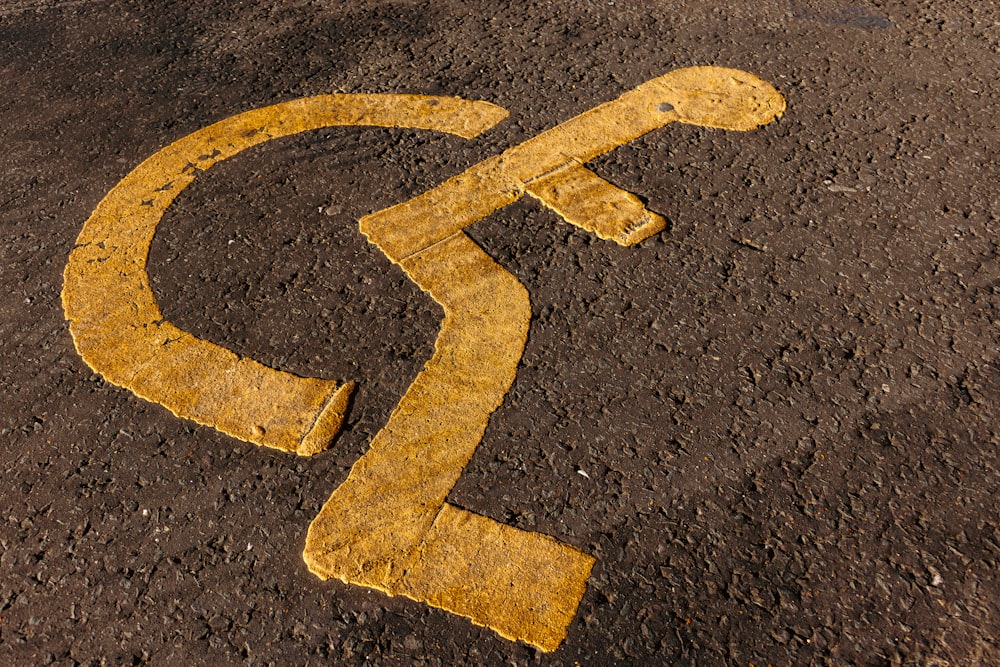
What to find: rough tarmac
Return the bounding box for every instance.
[1,0,998,664]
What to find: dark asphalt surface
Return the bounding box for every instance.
[2,1,998,665]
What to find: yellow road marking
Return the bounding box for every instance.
[62,67,784,651]
[62,95,506,454]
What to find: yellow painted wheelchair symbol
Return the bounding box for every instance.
[62,66,784,651]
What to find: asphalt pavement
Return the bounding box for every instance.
[1,1,998,665]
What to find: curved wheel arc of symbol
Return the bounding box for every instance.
[62,93,510,456]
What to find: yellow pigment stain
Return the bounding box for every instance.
[62,67,784,651]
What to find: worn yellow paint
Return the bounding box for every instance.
[360,66,785,261]
[308,67,782,648]
[62,94,507,454]
[525,161,666,245]
[302,232,596,650]
[62,67,784,651]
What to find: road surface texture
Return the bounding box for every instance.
[1,0,998,665]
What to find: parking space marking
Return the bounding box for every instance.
[63,67,784,650]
